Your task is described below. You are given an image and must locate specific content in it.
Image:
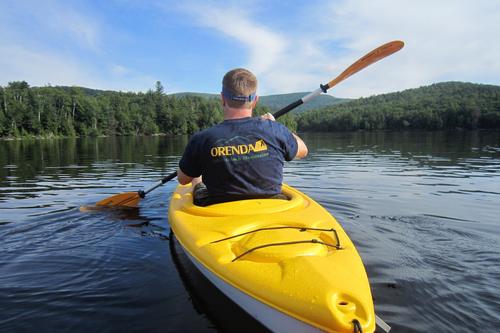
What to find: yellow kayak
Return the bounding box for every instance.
[169,183,376,333]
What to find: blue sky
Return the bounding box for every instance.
[1,0,499,98]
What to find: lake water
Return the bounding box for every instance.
[1,131,499,332]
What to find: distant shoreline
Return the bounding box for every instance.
[3,128,499,142]
[1,81,499,138]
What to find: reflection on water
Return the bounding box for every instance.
[0,136,188,223]
[1,131,499,332]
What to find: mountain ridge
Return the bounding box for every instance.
[1,80,499,138]
[297,81,500,131]
[170,92,348,113]
[49,81,500,115]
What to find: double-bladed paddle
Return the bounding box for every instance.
[93,40,404,208]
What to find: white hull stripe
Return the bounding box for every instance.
[179,242,321,333]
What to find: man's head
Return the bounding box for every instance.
[222,68,258,109]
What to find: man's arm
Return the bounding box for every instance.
[177,168,203,186]
[292,133,308,159]
[260,113,308,160]
[178,132,203,185]
[177,168,193,185]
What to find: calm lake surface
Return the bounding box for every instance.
[1,131,499,332]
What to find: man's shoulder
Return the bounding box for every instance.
[196,123,223,136]
[264,118,292,133]
[191,118,290,139]
[250,117,289,131]
[189,123,224,142]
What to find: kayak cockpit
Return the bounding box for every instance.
[173,183,307,217]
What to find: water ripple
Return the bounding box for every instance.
[1,132,499,332]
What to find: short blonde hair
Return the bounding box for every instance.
[222,68,257,108]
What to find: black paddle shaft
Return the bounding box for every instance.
[272,83,329,119]
[138,171,177,197]
[161,172,177,184]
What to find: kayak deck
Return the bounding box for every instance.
[169,183,375,332]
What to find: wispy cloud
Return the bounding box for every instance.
[43,2,102,51]
[173,1,402,96]
[312,0,500,97]
[0,0,102,87]
[110,64,130,76]
[0,0,103,51]
[1,0,499,97]
[194,7,286,72]
[175,0,500,97]
[174,2,291,93]
[0,44,157,92]
[0,0,156,91]
[0,45,97,87]
[172,1,328,94]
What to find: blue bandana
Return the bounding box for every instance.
[222,88,257,102]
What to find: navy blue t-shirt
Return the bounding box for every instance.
[179,117,298,201]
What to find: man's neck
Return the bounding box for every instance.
[223,107,253,120]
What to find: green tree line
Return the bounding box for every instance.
[297,82,500,131]
[0,81,286,138]
[2,81,499,138]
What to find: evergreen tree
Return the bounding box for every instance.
[1,81,499,138]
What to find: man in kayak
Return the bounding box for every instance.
[176,68,308,206]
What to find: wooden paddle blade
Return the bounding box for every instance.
[79,205,113,212]
[327,40,404,89]
[95,192,141,207]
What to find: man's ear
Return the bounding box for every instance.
[220,93,226,107]
[252,95,259,108]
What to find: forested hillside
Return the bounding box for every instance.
[297,82,500,131]
[0,81,291,138]
[171,91,346,113]
[1,81,499,138]
[259,92,347,113]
